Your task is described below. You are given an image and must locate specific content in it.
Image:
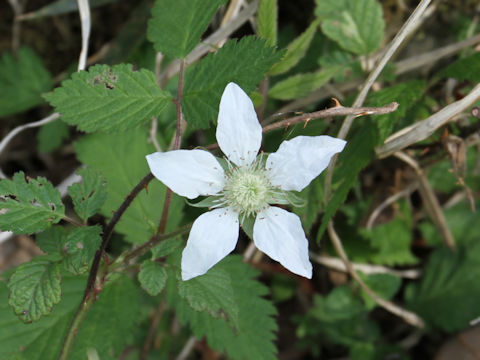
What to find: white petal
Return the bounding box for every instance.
[216,82,262,166]
[181,208,239,280]
[146,149,225,199]
[266,135,346,192]
[253,206,312,278]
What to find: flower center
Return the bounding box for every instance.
[223,164,271,217]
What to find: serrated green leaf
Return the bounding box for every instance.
[406,242,480,332]
[151,236,183,258]
[318,119,379,239]
[167,255,278,360]
[257,0,277,47]
[436,52,480,82]
[182,37,284,128]
[0,273,141,359]
[0,273,86,359]
[68,168,107,222]
[139,259,167,296]
[179,267,239,328]
[74,129,184,243]
[7,255,62,323]
[37,118,70,153]
[63,226,102,275]
[0,172,65,234]
[147,0,227,59]
[357,273,401,310]
[44,64,172,132]
[315,0,384,55]
[35,226,67,255]
[268,66,341,100]
[367,80,425,141]
[270,19,319,75]
[0,47,52,117]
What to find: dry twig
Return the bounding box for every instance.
[327,222,425,328]
[394,151,456,250]
[377,84,480,158]
[311,253,421,279]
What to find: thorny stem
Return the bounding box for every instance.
[82,172,154,301]
[205,102,399,151]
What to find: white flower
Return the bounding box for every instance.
[146,82,346,280]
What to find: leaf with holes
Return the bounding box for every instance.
[0,172,65,234]
[68,168,107,222]
[63,226,102,275]
[44,64,172,132]
[138,259,168,296]
[7,255,62,323]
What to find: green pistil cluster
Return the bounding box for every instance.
[223,165,272,217]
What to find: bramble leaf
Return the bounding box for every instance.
[178,267,239,328]
[0,273,141,359]
[166,255,278,360]
[7,255,62,323]
[139,259,168,296]
[63,226,102,275]
[182,37,284,128]
[68,168,107,222]
[0,172,65,234]
[147,0,227,59]
[35,226,67,255]
[0,47,52,117]
[315,0,384,55]
[406,242,480,332]
[44,64,172,132]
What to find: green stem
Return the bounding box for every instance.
[58,297,94,360]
